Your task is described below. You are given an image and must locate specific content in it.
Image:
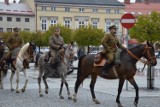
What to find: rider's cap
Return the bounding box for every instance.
[108,25,117,30]
[13,27,19,32]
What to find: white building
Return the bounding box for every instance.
[0,0,35,32]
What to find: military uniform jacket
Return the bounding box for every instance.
[7,34,23,50]
[101,33,125,53]
[49,34,64,51]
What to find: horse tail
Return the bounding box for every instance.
[34,53,41,69]
[77,55,86,81]
[3,69,8,77]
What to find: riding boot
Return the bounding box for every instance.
[101,62,111,76]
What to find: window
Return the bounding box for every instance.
[24,28,30,31]
[25,18,29,22]
[93,9,98,13]
[42,6,46,11]
[16,18,21,22]
[115,9,120,14]
[0,17,3,21]
[78,21,85,28]
[106,9,111,13]
[79,8,84,12]
[0,28,3,32]
[64,20,71,28]
[65,7,70,12]
[114,20,119,31]
[92,21,98,28]
[51,6,56,11]
[41,19,47,31]
[105,20,111,32]
[7,17,12,21]
[7,28,12,32]
[51,19,57,26]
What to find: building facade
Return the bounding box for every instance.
[0,0,35,32]
[20,0,125,35]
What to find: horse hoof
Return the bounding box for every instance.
[45,90,48,94]
[60,96,64,99]
[68,96,72,100]
[93,99,100,104]
[39,94,43,97]
[117,103,123,107]
[21,89,25,92]
[11,88,15,91]
[134,101,138,107]
[73,99,77,102]
[16,90,20,93]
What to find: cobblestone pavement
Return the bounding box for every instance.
[0,59,160,107]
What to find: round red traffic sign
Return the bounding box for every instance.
[120,13,136,29]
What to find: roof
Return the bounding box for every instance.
[34,0,125,6]
[125,3,160,15]
[0,2,34,16]
[136,0,160,3]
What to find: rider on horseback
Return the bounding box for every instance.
[44,27,64,67]
[3,27,23,69]
[101,25,127,76]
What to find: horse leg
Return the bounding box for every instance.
[15,69,20,93]
[59,80,64,99]
[10,70,15,91]
[116,78,125,107]
[42,72,49,94]
[90,73,100,104]
[0,70,3,89]
[128,77,139,107]
[21,69,28,92]
[38,69,43,97]
[72,74,89,102]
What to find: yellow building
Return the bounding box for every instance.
[20,0,125,35]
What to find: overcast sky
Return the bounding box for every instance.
[0,0,136,3]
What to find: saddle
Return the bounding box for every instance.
[94,53,106,66]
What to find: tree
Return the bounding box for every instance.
[73,25,105,47]
[130,11,160,43]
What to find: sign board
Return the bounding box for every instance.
[120,13,136,29]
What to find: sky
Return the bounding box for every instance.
[0,0,136,3]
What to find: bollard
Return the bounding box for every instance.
[147,66,155,89]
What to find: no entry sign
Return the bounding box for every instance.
[120,13,135,29]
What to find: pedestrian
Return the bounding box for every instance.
[101,25,127,76]
[44,27,64,66]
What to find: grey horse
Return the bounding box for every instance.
[35,44,77,99]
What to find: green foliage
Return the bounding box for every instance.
[130,11,160,42]
[0,32,12,42]
[73,25,105,46]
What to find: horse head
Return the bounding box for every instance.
[142,41,157,66]
[27,42,36,61]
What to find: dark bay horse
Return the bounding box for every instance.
[72,42,157,107]
[0,40,8,89]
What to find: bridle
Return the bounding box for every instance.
[127,44,156,65]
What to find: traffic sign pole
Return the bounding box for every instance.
[120,13,135,91]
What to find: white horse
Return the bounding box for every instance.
[35,44,77,98]
[10,42,36,93]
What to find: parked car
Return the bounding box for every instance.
[155,51,160,58]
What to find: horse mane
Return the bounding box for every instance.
[18,43,30,57]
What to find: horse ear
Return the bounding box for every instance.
[147,41,150,45]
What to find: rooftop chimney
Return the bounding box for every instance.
[124,0,130,4]
[13,0,16,3]
[4,0,9,5]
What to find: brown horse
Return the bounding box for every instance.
[72,42,157,107]
[0,40,8,89]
